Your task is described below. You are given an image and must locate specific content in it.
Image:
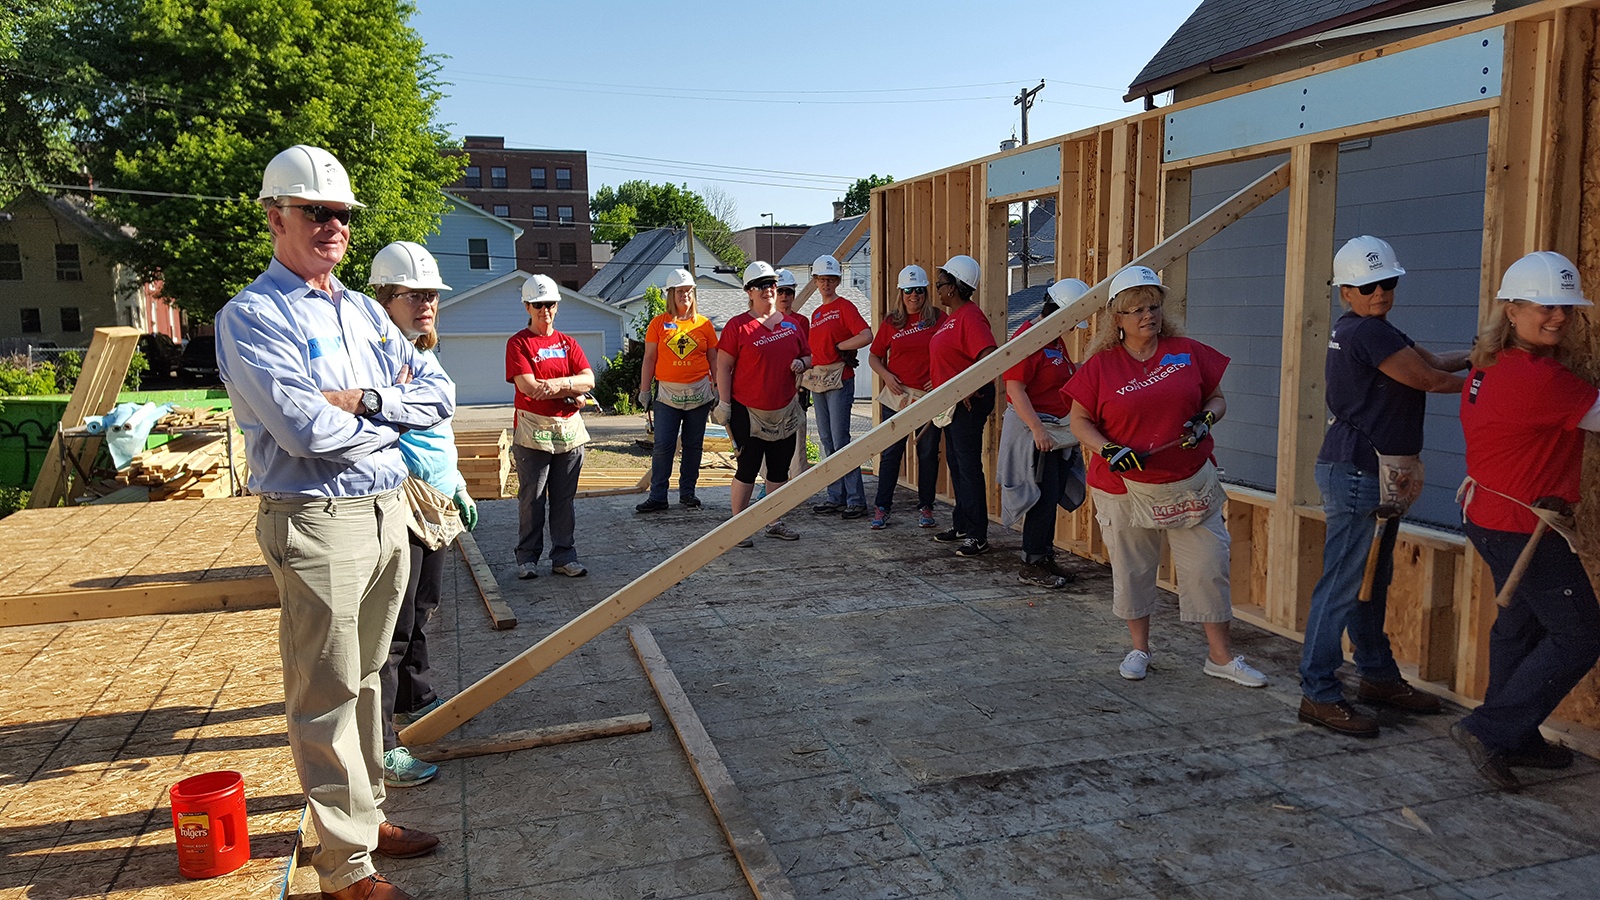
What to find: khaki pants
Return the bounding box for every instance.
[1092,487,1232,623]
[256,489,409,892]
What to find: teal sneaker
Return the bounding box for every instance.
[394,697,444,728]
[383,747,439,788]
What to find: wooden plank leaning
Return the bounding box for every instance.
[399,161,1292,748]
[29,326,143,508]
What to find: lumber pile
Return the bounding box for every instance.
[455,428,511,500]
[116,408,246,500]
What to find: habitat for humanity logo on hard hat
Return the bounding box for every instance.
[322,162,340,191]
[1562,268,1577,287]
[1365,251,1382,270]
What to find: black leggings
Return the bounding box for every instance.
[730,402,797,484]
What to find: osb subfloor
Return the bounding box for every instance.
[9,474,1600,899]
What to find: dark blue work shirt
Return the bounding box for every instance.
[1318,311,1423,469]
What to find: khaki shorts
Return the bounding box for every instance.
[1092,487,1233,623]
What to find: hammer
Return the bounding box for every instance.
[1358,503,1404,602]
[1494,497,1571,607]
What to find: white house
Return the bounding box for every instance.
[581,227,739,324]
[434,271,627,405]
[425,192,524,295]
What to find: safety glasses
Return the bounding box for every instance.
[392,291,439,306]
[901,286,928,296]
[1357,276,1400,295]
[281,204,354,226]
[1117,304,1163,317]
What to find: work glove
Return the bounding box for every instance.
[1100,443,1143,473]
[1179,410,1217,450]
[453,485,478,531]
[840,348,860,369]
[636,387,652,410]
[711,401,732,427]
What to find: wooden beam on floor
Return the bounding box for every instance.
[628,626,797,900]
[412,713,651,762]
[398,161,1290,749]
[454,531,516,630]
[29,326,142,508]
[0,577,278,627]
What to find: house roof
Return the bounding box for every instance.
[437,269,624,322]
[1126,0,1429,100]
[5,191,136,244]
[440,191,525,240]
[779,216,867,267]
[579,227,743,304]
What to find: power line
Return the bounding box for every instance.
[442,70,1040,96]
[588,151,855,183]
[443,72,1013,106]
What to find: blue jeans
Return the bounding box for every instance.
[943,383,995,542]
[1298,461,1404,702]
[1461,521,1600,753]
[873,403,941,510]
[813,384,865,507]
[647,400,711,503]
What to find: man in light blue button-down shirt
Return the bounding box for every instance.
[216,145,450,900]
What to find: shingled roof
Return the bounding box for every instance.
[1127,0,1434,100]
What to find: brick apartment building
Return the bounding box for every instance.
[445,136,593,289]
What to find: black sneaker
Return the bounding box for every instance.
[932,528,966,544]
[1506,739,1575,770]
[839,505,868,520]
[954,538,990,558]
[811,501,841,515]
[635,498,670,513]
[680,496,702,509]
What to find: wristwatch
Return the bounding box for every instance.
[358,388,382,417]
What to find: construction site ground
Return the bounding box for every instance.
[6,408,1600,898]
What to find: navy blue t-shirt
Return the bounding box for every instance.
[1318,311,1424,469]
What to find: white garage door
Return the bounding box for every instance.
[438,332,608,406]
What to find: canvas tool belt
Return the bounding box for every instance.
[656,376,716,410]
[1376,453,1424,514]
[1456,476,1579,552]
[1114,461,1224,530]
[800,361,847,393]
[745,396,803,442]
[403,476,463,551]
[876,385,926,413]
[1036,415,1079,451]
[513,408,590,454]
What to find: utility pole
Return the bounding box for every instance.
[1014,80,1044,289]
[685,221,698,287]
[761,212,774,263]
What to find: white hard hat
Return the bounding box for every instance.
[939,255,981,290]
[812,255,843,278]
[663,268,694,290]
[1496,251,1593,306]
[1332,235,1406,286]
[368,241,450,291]
[258,145,365,208]
[1108,265,1167,305]
[521,273,561,304]
[775,268,798,289]
[1045,278,1090,307]
[897,265,929,290]
[743,261,778,288]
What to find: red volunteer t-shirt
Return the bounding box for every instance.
[928,302,997,387]
[1003,320,1076,418]
[809,297,869,380]
[1460,347,1597,533]
[1063,336,1228,492]
[506,328,591,417]
[721,311,809,409]
[869,315,939,390]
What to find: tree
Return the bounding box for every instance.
[0,2,88,204]
[840,174,894,217]
[3,0,465,321]
[590,179,746,271]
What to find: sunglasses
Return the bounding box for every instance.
[1117,304,1163,317]
[527,301,558,310]
[901,286,927,296]
[392,291,439,306]
[1514,300,1567,313]
[1357,276,1400,295]
[749,281,778,291]
[934,280,954,289]
[281,203,353,225]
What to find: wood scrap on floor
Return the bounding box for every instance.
[410,713,652,762]
[454,531,516,629]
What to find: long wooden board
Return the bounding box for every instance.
[412,713,652,762]
[455,530,517,629]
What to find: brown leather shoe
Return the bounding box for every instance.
[1451,722,1521,791]
[322,874,415,900]
[376,821,440,859]
[1298,697,1379,738]
[1358,678,1442,712]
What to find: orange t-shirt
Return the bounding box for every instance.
[646,313,718,384]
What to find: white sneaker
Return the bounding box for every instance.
[552,561,587,577]
[1119,649,1150,680]
[516,562,539,580]
[1204,655,1268,688]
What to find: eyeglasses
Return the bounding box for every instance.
[392,291,439,306]
[1513,300,1566,313]
[1117,304,1163,317]
[280,204,353,226]
[901,286,927,296]
[527,301,558,310]
[1357,276,1400,295]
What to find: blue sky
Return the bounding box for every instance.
[412,0,1202,230]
